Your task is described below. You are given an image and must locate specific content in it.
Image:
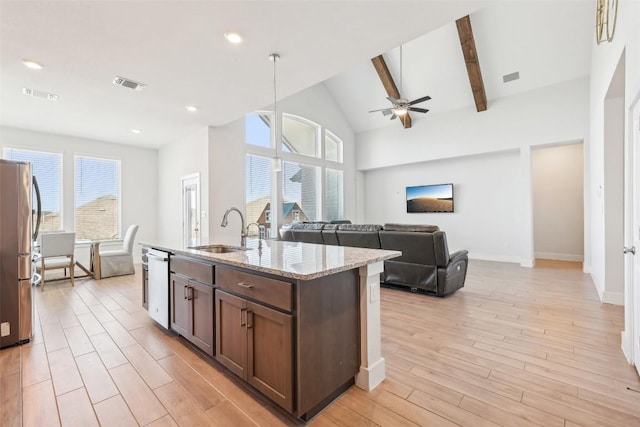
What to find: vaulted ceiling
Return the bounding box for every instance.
[0,1,593,148]
[325,1,594,134]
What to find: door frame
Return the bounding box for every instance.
[181,173,201,248]
[626,87,640,372]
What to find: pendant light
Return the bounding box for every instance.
[269,53,282,172]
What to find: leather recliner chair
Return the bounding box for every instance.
[378,224,468,296]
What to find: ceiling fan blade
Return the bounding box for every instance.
[389,113,397,120]
[408,95,432,105]
[381,109,393,116]
[368,107,392,113]
[408,107,429,113]
[386,96,400,104]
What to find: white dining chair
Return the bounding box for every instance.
[98,224,139,278]
[37,232,76,290]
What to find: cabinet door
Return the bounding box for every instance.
[215,290,247,379]
[247,301,293,412]
[189,280,214,357]
[170,274,190,337]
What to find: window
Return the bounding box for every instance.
[245,112,346,229]
[324,130,343,163]
[325,168,344,221]
[245,113,271,148]
[3,148,63,232]
[282,161,320,224]
[75,156,120,240]
[282,114,319,158]
[246,154,272,235]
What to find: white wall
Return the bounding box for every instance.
[157,127,209,246]
[532,143,584,262]
[363,150,520,262]
[356,78,589,265]
[587,0,640,357]
[208,123,246,246]
[0,126,158,260]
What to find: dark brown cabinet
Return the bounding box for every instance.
[169,256,215,357]
[155,251,360,421]
[216,288,293,412]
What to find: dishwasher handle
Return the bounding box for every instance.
[147,253,169,262]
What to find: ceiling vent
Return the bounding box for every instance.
[22,87,58,101]
[113,76,146,91]
[503,72,520,83]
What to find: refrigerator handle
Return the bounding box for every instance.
[32,175,42,242]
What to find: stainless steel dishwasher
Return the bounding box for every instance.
[147,248,170,328]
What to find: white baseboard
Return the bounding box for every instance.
[603,291,624,306]
[520,258,535,268]
[621,330,633,364]
[534,252,584,262]
[468,254,521,264]
[583,263,591,274]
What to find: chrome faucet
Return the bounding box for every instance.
[246,222,265,250]
[221,207,247,248]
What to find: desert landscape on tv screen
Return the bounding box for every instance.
[406,184,453,213]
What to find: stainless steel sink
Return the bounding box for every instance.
[188,244,247,253]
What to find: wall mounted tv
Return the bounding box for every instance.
[406,183,454,213]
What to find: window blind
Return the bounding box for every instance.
[325,168,344,221]
[245,154,272,236]
[3,148,63,232]
[75,156,120,240]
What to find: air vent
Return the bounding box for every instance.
[113,76,146,91]
[503,72,520,83]
[22,87,58,101]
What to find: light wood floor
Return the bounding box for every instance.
[1,260,639,426]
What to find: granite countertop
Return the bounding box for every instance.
[141,239,401,280]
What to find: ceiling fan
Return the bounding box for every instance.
[369,44,431,120]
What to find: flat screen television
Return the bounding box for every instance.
[406,183,454,213]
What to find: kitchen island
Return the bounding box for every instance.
[142,239,400,420]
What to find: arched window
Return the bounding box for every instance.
[245,112,345,237]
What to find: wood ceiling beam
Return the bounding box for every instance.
[456,15,487,112]
[371,55,412,129]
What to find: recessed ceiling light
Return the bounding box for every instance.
[185,105,198,112]
[22,59,43,70]
[130,129,141,134]
[224,32,243,44]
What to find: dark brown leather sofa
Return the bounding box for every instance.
[280,223,468,296]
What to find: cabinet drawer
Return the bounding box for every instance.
[216,267,293,312]
[171,255,214,285]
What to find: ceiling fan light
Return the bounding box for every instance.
[393,107,408,116]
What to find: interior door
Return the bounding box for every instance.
[632,102,640,375]
[182,174,200,248]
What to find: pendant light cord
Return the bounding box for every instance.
[270,53,280,159]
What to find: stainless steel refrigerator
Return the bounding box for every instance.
[0,159,41,348]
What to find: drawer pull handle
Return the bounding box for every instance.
[237,282,254,289]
